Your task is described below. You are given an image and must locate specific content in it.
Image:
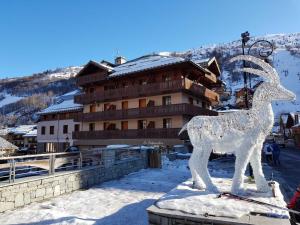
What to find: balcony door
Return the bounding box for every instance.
[138,120,147,129]
[121,121,128,130]
[162,96,171,106]
[139,99,146,108]
[90,104,96,112]
[122,101,128,110]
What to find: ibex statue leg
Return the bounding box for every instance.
[231,145,254,194]
[249,142,269,192]
[189,148,205,189]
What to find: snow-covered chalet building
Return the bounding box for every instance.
[72,53,221,149]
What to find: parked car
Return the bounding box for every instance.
[65,146,79,152]
[17,147,29,155]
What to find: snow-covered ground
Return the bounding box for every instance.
[0,159,190,225]
[0,157,288,224]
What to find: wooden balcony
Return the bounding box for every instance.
[73,128,182,140]
[74,79,219,104]
[76,72,107,86]
[74,103,218,122]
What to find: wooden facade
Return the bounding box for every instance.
[72,55,221,148]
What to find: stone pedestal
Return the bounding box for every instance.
[147,178,291,225]
[147,204,291,225]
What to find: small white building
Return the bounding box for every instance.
[37,90,83,153]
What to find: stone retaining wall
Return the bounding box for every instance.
[0,150,148,213]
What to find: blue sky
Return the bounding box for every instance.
[0,0,300,77]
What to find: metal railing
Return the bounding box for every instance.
[0,148,143,184]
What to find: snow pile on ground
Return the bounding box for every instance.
[0,159,190,225]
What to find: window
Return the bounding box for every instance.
[121,121,128,130]
[50,126,55,135]
[147,121,155,129]
[122,101,128,110]
[162,96,171,106]
[139,99,146,108]
[90,104,96,112]
[41,126,46,135]
[74,124,80,132]
[63,125,68,134]
[89,123,95,131]
[107,123,116,130]
[147,100,155,107]
[188,97,193,105]
[163,118,172,128]
[103,122,109,130]
[138,120,147,129]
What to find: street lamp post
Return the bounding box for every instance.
[240,32,274,109]
[241,32,250,109]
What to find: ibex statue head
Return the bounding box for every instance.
[230,55,296,104]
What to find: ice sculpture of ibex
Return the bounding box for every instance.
[180,55,296,194]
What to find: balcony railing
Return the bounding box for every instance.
[76,72,107,86]
[73,128,183,140]
[74,103,217,122]
[74,79,219,105]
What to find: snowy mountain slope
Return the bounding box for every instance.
[0,93,24,108]
[272,50,300,116]
[0,66,82,125]
[185,33,300,118]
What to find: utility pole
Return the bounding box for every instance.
[241,31,250,109]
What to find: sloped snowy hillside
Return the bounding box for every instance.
[187,33,300,118]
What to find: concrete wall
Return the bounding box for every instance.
[0,150,148,213]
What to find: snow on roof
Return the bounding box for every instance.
[191,58,210,65]
[23,129,37,137]
[0,128,11,136]
[61,90,80,98]
[0,136,18,150]
[109,54,186,78]
[9,125,36,135]
[39,99,82,115]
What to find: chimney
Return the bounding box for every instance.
[115,56,126,65]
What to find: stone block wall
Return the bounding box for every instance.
[0,149,148,213]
